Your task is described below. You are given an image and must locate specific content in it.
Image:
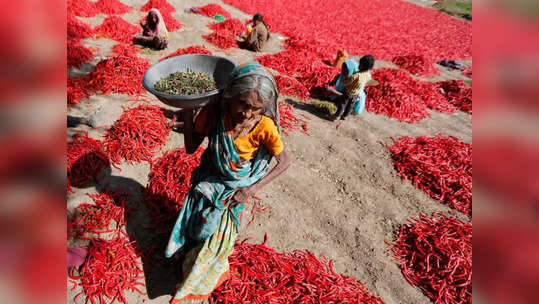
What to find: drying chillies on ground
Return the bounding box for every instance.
[208,18,245,36]
[144,147,204,229]
[385,135,472,216]
[104,105,170,165]
[68,191,128,240]
[67,133,109,191]
[365,68,430,123]
[390,213,472,304]
[224,0,471,73]
[195,3,231,19]
[67,51,150,105]
[210,236,385,303]
[94,16,140,44]
[67,40,95,69]
[141,0,176,14]
[391,54,439,77]
[111,43,141,57]
[68,14,94,41]
[203,30,237,49]
[463,66,472,78]
[68,0,99,17]
[437,80,472,114]
[94,0,133,15]
[68,236,145,304]
[274,75,310,100]
[159,45,212,61]
[278,102,310,135]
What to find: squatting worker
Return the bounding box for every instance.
[133,8,169,50]
[165,62,291,304]
[239,13,270,52]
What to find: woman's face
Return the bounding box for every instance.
[149,13,158,25]
[226,90,264,125]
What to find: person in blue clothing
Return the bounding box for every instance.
[326,55,375,120]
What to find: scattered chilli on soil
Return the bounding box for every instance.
[390,213,472,304]
[68,191,127,240]
[210,236,386,303]
[278,102,310,135]
[67,133,109,191]
[154,69,217,95]
[159,45,212,61]
[104,105,170,165]
[385,135,472,216]
[68,236,145,304]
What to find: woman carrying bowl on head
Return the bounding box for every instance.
[165,62,291,304]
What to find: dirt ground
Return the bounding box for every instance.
[67,1,472,303]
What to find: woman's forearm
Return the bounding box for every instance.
[249,149,291,193]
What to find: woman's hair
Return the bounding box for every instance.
[222,74,277,115]
[359,54,375,72]
[253,12,270,40]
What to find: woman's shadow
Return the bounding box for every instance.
[68,144,185,299]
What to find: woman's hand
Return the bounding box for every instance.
[232,187,254,205]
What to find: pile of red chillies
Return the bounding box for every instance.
[67,14,95,69]
[68,0,100,17]
[69,236,145,304]
[278,102,310,135]
[208,18,245,36]
[274,75,310,100]
[203,30,238,49]
[211,236,386,303]
[437,80,472,114]
[196,3,232,19]
[94,0,133,15]
[391,54,439,77]
[68,192,127,240]
[390,213,472,304]
[94,16,140,44]
[144,147,204,228]
[160,45,213,61]
[385,135,472,216]
[141,0,176,14]
[104,105,171,165]
[67,133,109,191]
[111,43,141,57]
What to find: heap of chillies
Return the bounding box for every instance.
[390,213,472,304]
[203,30,238,49]
[210,236,385,303]
[385,135,472,216]
[111,43,141,57]
[104,105,170,165]
[391,54,439,77]
[68,236,145,304]
[437,80,472,114]
[208,18,245,36]
[144,147,204,230]
[416,81,456,113]
[67,14,95,69]
[68,191,127,240]
[278,102,309,135]
[159,45,212,62]
[68,0,99,17]
[141,0,176,14]
[94,16,140,44]
[195,3,232,19]
[274,75,310,100]
[94,0,132,15]
[365,68,430,123]
[463,66,472,78]
[223,0,471,75]
[67,133,110,191]
[67,51,150,105]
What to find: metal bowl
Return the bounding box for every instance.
[142,54,236,109]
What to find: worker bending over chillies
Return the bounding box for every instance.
[326,55,375,120]
[165,62,291,304]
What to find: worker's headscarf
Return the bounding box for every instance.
[335,59,359,93]
[149,8,169,40]
[221,61,280,131]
